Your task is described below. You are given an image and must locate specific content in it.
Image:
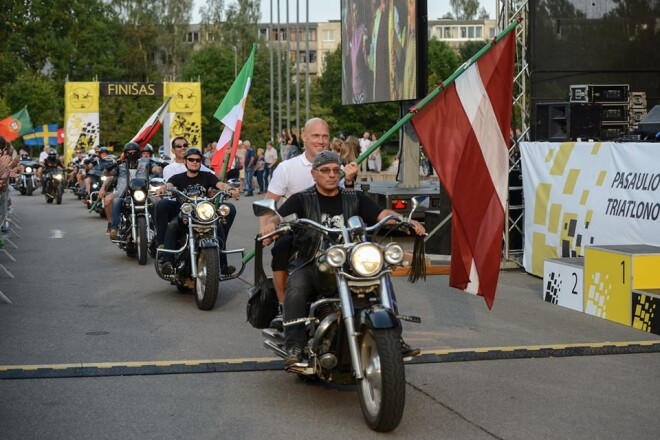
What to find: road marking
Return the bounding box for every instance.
[1,340,658,380]
[50,230,65,239]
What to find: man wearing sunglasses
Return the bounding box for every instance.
[159,148,239,276]
[260,151,425,366]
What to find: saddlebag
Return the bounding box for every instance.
[246,237,279,329]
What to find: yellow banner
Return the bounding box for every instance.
[164,82,202,149]
[64,82,100,163]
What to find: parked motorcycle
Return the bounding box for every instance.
[252,195,428,432]
[43,169,65,204]
[14,160,40,196]
[155,182,245,310]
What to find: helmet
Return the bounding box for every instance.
[183,148,203,159]
[98,147,109,155]
[124,141,140,153]
[143,144,154,155]
[47,150,58,158]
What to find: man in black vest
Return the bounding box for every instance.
[260,151,425,366]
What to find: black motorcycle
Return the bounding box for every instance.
[43,168,65,204]
[14,160,40,196]
[110,178,152,265]
[155,182,245,310]
[252,196,428,432]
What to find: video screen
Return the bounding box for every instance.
[341,0,418,105]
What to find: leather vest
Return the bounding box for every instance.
[291,186,360,268]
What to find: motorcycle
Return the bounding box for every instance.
[14,160,40,196]
[85,170,110,217]
[43,168,65,204]
[155,182,245,310]
[110,173,158,266]
[252,195,429,432]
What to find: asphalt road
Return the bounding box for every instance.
[0,189,658,440]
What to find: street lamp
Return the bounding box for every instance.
[231,45,237,77]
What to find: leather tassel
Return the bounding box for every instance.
[408,234,426,283]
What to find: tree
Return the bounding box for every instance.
[156,0,194,80]
[459,40,487,62]
[450,0,480,20]
[221,0,260,61]
[426,38,462,92]
[199,0,225,45]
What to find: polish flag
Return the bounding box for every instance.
[131,96,172,148]
[411,32,516,309]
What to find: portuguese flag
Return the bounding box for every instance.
[0,107,33,141]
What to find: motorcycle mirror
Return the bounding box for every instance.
[252,199,279,217]
[408,195,430,220]
[227,178,241,189]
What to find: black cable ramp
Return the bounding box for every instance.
[1,340,658,380]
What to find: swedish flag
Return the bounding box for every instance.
[23,124,59,146]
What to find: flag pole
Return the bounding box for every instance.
[218,133,235,182]
[354,18,522,167]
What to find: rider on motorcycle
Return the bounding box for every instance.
[158,148,239,276]
[83,146,113,197]
[41,149,65,193]
[259,151,426,366]
[100,141,153,238]
[140,144,163,178]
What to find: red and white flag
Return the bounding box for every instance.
[411,32,515,309]
[131,96,172,148]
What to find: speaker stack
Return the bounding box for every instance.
[569,84,632,140]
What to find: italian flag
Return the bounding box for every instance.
[131,96,173,148]
[211,44,257,178]
[411,31,516,309]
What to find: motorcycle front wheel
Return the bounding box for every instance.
[357,327,405,432]
[56,185,63,204]
[194,247,219,310]
[136,216,148,265]
[26,179,33,196]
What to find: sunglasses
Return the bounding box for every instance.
[174,143,188,149]
[314,167,341,175]
[186,157,202,163]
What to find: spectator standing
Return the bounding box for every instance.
[254,147,266,194]
[368,132,382,172]
[359,131,371,172]
[263,141,278,189]
[243,140,256,197]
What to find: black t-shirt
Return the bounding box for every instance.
[279,188,382,228]
[168,170,219,191]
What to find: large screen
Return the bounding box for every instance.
[341,0,419,105]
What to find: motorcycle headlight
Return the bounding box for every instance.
[350,243,383,277]
[181,203,193,215]
[383,243,405,265]
[195,202,216,221]
[133,190,146,203]
[25,167,33,173]
[217,204,231,217]
[53,173,63,180]
[326,246,346,268]
[101,176,107,181]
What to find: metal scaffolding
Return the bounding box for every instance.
[498,0,529,264]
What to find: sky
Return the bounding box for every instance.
[192,0,499,24]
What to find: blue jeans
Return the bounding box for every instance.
[255,169,266,193]
[244,167,254,195]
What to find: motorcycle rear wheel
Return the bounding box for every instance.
[357,327,405,432]
[136,216,148,265]
[194,248,219,310]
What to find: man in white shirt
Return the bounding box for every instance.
[261,118,358,326]
[358,131,371,172]
[162,137,213,181]
[263,141,278,189]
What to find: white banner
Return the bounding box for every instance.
[521,142,660,276]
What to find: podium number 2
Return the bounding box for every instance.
[571,273,578,295]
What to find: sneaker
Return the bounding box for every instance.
[401,339,421,358]
[222,265,236,276]
[283,346,303,367]
[108,228,118,240]
[160,261,174,276]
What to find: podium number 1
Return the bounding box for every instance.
[621,260,625,284]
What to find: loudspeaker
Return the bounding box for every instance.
[570,103,601,140]
[639,105,660,136]
[535,102,570,141]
